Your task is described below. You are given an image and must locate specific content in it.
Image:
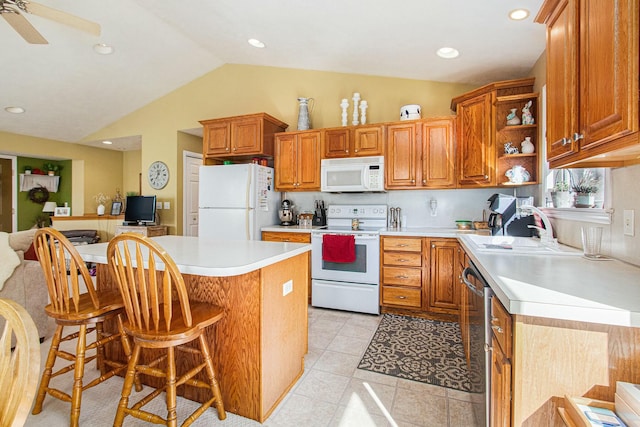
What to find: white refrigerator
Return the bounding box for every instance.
[198,164,280,240]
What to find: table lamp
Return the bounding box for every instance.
[42,201,57,215]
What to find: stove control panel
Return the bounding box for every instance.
[327,205,387,220]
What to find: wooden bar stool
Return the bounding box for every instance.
[107,233,226,427]
[31,228,138,427]
[0,298,40,427]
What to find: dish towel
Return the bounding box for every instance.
[322,234,356,263]
[0,232,21,291]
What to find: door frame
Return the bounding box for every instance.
[0,155,17,232]
[182,150,202,236]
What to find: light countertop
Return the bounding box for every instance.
[261,225,326,233]
[75,235,311,277]
[458,234,640,327]
[381,227,485,237]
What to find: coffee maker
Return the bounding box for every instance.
[487,193,535,236]
[278,199,295,226]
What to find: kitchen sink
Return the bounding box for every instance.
[462,234,582,256]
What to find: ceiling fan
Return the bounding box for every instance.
[0,0,100,44]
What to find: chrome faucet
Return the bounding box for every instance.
[521,205,556,246]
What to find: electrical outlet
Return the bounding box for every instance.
[156,201,162,210]
[163,201,170,210]
[282,280,293,296]
[624,209,635,236]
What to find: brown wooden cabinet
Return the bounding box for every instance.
[274,131,321,191]
[489,296,512,427]
[200,113,288,162]
[381,236,460,318]
[536,0,640,168]
[427,239,460,315]
[261,231,311,243]
[385,117,456,189]
[321,125,384,158]
[380,236,423,309]
[451,78,536,188]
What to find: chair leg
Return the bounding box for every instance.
[95,321,106,375]
[32,324,64,415]
[199,334,226,420]
[114,344,142,427]
[69,324,88,427]
[166,346,178,427]
[116,314,142,392]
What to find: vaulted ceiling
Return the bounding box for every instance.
[0,0,546,149]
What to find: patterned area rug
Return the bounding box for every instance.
[358,314,473,392]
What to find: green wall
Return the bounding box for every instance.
[16,157,71,230]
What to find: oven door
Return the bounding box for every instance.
[311,232,380,284]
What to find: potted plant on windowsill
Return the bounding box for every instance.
[550,170,574,208]
[572,169,599,208]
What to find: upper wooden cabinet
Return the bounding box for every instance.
[200,113,288,162]
[536,0,640,168]
[321,125,384,158]
[274,130,321,191]
[385,117,456,189]
[451,78,536,188]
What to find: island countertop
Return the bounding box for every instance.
[75,235,311,277]
[458,234,640,327]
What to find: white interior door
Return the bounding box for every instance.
[183,152,202,236]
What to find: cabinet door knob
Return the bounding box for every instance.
[431,244,435,248]
[422,179,426,184]
[561,137,571,146]
[345,150,349,153]
[225,147,230,151]
[484,175,489,179]
[354,149,358,153]
[573,132,584,141]
[491,325,504,334]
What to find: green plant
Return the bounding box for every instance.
[23,165,32,171]
[552,169,572,192]
[572,169,599,194]
[553,181,570,192]
[42,162,62,173]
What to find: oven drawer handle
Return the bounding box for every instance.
[462,266,484,297]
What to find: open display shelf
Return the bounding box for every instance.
[496,93,539,186]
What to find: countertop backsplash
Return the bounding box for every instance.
[282,187,537,229]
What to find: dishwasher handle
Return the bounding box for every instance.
[462,266,485,298]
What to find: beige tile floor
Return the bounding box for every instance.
[265,307,483,427]
[25,306,482,426]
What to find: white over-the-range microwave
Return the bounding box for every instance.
[320,155,385,192]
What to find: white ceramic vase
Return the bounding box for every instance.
[97,204,105,216]
[521,137,535,154]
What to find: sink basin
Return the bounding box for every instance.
[463,234,582,256]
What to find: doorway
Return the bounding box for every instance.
[0,156,16,232]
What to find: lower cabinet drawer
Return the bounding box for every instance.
[383,267,421,287]
[382,286,421,308]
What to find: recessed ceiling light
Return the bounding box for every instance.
[509,9,530,20]
[248,38,265,48]
[5,106,25,114]
[102,140,113,145]
[436,47,459,59]
[93,43,114,55]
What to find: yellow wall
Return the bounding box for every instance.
[0,131,123,214]
[84,64,477,234]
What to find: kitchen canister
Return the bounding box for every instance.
[400,104,421,120]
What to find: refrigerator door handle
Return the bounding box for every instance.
[245,166,252,209]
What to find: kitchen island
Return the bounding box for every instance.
[75,235,311,423]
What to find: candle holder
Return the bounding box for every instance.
[352,92,360,125]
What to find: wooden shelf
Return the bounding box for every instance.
[499,153,537,159]
[496,92,539,103]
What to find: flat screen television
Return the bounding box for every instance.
[124,195,157,225]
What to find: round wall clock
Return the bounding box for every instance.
[148,161,169,190]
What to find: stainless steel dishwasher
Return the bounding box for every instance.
[462,259,494,427]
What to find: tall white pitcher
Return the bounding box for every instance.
[297,97,314,130]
